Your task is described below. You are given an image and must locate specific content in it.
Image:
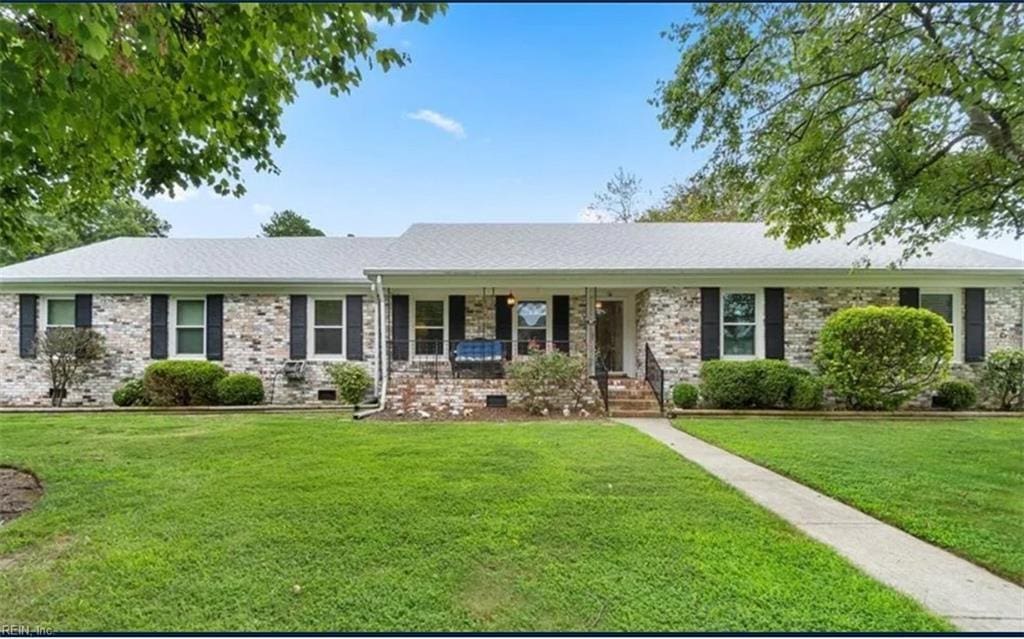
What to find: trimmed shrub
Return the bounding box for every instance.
[814,306,952,410]
[216,373,265,406]
[981,348,1024,411]
[143,360,227,406]
[326,362,373,407]
[790,374,825,411]
[749,360,799,408]
[112,378,147,407]
[507,349,590,414]
[933,380,977,411]
[699,359,801,409]
[672,383,699,409]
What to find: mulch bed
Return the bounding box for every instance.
[364,407,606,422]
[0,467,43,524]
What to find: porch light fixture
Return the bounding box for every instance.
[506,292,517,306]
[595,300,603,309]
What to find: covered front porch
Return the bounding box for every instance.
[373,284,665,415]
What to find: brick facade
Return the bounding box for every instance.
[2,285,1021,409]
[0,293,375,406]
[633,285,1024,403]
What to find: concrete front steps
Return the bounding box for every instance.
[606,377,663,417]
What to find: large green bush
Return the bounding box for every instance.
[981,348,1024,411]
[933,380,977,411]
[326,362,373,406]
[699,359,801,409]
[672,383,699,409]
[507,349,589,414]
[814,306,952,410]
[143,360,227,406]
[112,378,147,407]
[216,373,265,406]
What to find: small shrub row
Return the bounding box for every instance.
[694,360,824,410]
[113,362,265,407]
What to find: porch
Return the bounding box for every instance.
[377,288,667,416]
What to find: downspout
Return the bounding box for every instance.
[355,275,388,420]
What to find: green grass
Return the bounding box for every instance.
[676,417,1024,584]
[0,413,947,631]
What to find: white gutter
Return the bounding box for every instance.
[355,275,388,420]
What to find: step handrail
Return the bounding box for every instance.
[643,343,666,413]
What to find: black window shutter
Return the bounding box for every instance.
[206,294,224,361]
[150,295,168,359]
[964,288,985,362]
[552,295,570,353]
[18,294,37,358]
[346,295,364,361]
[448,295,466,344]
[74,294,92,328]
[899,288,920,308]
[700,287,720,360]
[495,295,512,359]
[289,295,307,360]
[391,295,409,361]
[764,288,785,360]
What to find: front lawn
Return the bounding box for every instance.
[676,417,1024,584]
[0,414,945,631]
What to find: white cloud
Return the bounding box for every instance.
[149,187,201,204]
[364,10,403,32]
[406,109,466,139]
[578,206,613,223]
[251,203,274,217]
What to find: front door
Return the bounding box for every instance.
[595,300,624,372]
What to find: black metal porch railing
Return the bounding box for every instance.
[386,339,575,380]
[594,354,610,415]
[644,342,665,413]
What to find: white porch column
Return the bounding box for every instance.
[586,286,596,375]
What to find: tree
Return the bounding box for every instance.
[589,167,645,222]
[1,198,171,266]
[639,172,758,222]
[1,3,444,258]
[37,328,106,407]
[654,3,1024,259]
[260,210,325,237]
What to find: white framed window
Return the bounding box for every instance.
[43,297,75,328]
[408,298,446,357]
[309,298,345,358]
[170,297,206,358]
[920,289,962,361]
[515,299,549,355]
[721,290,763,359]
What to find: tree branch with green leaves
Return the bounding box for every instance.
[654,3,1023,260]
[0,3,444,257]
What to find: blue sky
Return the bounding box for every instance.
[147,3,1021,259]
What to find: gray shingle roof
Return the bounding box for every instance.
[1,223,1020,285]
[367,223,1023,273]
[0,236,393,284]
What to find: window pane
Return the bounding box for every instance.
[723,324,755,356]
[314,328,343,354]
[723,293,755,323]
[415,327,444,355]
[314,300,344,326]
[177,300,205,326]
[517,328,546,355]
[415,300,444,327]
[517,301,547,328]
[47,299,75,326]
[921,294,954,324]
[177,327,204,354]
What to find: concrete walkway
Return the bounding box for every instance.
[616,417,1024,632]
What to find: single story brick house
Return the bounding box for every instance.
[1,223,1021,412]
